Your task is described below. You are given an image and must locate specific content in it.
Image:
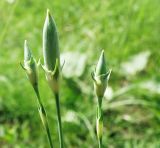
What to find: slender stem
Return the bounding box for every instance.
[98,138,102,148]
[54,92,64,148]
[97,97,103,148]
[34,85,54,148]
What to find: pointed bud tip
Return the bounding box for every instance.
[45,9,54,24]
[46,9,52,18]
[47,9,50,15]
[95,49,107,76]
[100,50,105,58]
[24,40,32,62]
[24,40,28,47]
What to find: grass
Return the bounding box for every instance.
[0,0,160,147]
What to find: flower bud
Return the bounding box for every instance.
[95,50,107,76]
[43,9,60,71]
[42,9,60,93]
[22,40,38,87]
[92,50,111,104]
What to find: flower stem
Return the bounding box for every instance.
[34,85,54,148]
[96,97,103,148]
[98,138,102,148]
[54,92,64,148]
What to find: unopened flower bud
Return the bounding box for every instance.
[95,50,107,76]
[92,50,111,105]
[42,9,60,93]
[22,40,38,87]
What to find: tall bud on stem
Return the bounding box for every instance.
[21,40,54,148]
[92,50,111,148]
[42,9,64,148]
[23,40,38,88]
[42,9,60,93]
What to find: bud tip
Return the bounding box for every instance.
[24,39,32,62]
[100,50,105,58]
[46,9,51,17]
[24,40,27,46]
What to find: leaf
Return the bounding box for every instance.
[63,111,78,123]
[121,51,151,76]
[139,80,160,94]
[104,86,113,101]
[61,52,87,78]
[6,0,15,4]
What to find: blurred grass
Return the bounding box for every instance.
[0,0,160,147]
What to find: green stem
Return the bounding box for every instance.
[98,138,102,148]
[97,97,103,148]
[34,85,54,148]
[54,92,64,148]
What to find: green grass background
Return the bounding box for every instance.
[0,0,160,147]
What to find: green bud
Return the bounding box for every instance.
[43,9,60,72]
[92,50,111,103]
[95,50,107,76]
[42,9,60,93]
[22,40,38,87]
[24,40,32,63]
